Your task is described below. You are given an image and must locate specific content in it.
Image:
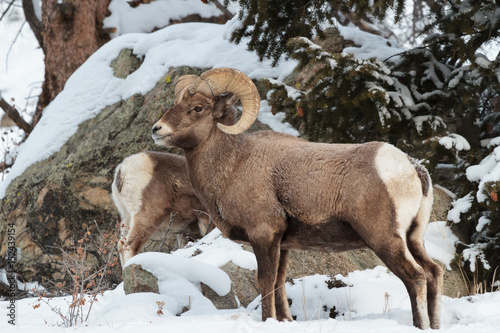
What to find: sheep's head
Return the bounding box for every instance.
[152,68,260,148]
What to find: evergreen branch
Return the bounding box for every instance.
[0,95,33,135]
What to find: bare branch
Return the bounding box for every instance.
[0,160,14,173]
[0,0,16,22]
[0,96,33,134]
[158,212,178,252]
[5,20,26,72]
[210,0,233,20]
[22,0,43,48]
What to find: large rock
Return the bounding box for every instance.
[0,52,196,285]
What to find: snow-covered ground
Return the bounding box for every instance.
[1,226,500,332]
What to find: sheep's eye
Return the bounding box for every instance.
[193,106,203,112]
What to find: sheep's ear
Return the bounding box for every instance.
[213,93,239,119]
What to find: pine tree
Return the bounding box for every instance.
[227,0,500,285]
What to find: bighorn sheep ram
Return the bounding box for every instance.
[112,151,211,267]
[151,68,443,329]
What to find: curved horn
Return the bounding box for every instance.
[191,68,261,135]
[174,75,198,103]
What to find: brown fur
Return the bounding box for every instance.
[152,89,442,329]
[112,151,211,267]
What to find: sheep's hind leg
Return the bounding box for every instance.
[408,237,443,329]
[369,237,430,329]
[275,249,293,321]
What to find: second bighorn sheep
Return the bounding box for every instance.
[112,151,211,267]
[151,68,443,329]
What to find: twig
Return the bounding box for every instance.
[158,212,178,252]
[5,20,27,72]
[0,0,16,22]
[0,95,33,134]
[0,160,14,173]
[211,0,233,20]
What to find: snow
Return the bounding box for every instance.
[462,243,491,272]
[0,268,45,295]
[466,146,500,202]
[2,225,500,332]
[338,26,405,61]
[447,193,474,223]
[172,228,257,270]
[413,115,445,134]
[104,0,223,37]
[125,252,231,297]
[481,136,500,148]
[423,222,458,270]
[476,216,491,232]
[439,134,471,151]
[0,21,297,198]
[257,100,300,137]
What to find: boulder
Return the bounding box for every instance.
[123,264,159,295]
[0,51,196,286]
[200,281,239,309]
[432,185,456,222]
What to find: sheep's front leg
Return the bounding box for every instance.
[252,236,281,321]
[275,249,293,321]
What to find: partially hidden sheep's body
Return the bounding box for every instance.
[151,68,443,329]
[112,151,210,267]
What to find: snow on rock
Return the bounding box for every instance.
[125,252,231,297]
[173,228,257,270]
[0,268,45,296]
[338,25,405,61]
[0,21,297,198]
[104,0,222,37]
[423,222,458,270]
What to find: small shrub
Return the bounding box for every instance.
[32,222,120,327]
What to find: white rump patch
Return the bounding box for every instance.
[113,153,155,215]
[374,144,422,236]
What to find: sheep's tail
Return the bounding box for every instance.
[407,156,431,197]
[407,156,433,241]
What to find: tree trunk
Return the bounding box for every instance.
[33,0,111,126]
